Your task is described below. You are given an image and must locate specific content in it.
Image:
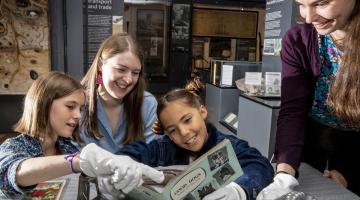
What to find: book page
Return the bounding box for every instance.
[127,139,243,200]
[22,179,67,200]
[142,165,188,193]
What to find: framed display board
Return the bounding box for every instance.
[192,8,258,38]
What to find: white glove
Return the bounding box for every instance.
[256,173,299,200]
[203,182,247,200]
[80,143,165,193]
[97,176,125,200]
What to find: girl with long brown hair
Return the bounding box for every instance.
[80,33,158,152]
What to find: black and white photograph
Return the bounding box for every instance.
[207,146,229,171]
[172,4,190,40]
[195,181,217,199]
[213,163,236,185]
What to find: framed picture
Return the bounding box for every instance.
[171,4,191,40]
[192,8,258,38]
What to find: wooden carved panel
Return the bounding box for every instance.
[0,0,49,94]
[192,8,257,38]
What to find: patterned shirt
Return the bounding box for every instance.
[309,33,349,129]
[0,134,79,198]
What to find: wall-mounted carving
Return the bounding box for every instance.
[0,0,49,94]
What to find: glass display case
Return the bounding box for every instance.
[210,60,261,87]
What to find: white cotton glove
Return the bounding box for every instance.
[79,143,165,193]
[203,182,247,200]
[256,173,299,200]
[97,176,125,200]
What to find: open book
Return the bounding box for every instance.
[22,179,67,200]
[127,139,243,200]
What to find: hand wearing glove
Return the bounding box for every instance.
[80,143,164,194]
[256,173,299,200]
[203,182,247,200]
[96,176,125,200]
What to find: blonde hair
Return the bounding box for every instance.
[14,71,84,142]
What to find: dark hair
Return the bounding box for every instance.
[328,1,360,126]
[14,71,84,142]
[152,77,204,134]
[81,33,146,144]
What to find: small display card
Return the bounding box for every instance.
[224,113,237,124]
[244,72,262,86]
[221,65,234,86]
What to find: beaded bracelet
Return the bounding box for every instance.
[64,151,80,173]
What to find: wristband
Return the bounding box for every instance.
[64,151,80,173]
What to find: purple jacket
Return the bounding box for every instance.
[275,23,321,171]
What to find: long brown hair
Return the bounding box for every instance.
[14,71,84,142]
[152,77,204,134]
[81,33,146,144]
[328,1,360,126]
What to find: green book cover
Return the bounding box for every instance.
[127,139,243,200]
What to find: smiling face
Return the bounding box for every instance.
[99,51,141,102]
[49,89,85,139]
[159,101,209,152]
[296,0,355,35]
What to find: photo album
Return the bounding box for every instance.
[126,139,243,200]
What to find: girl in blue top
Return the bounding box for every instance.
[0,72,85,198]
[80,33,157,153]
[114,77,274,200]
[0,72,164,199]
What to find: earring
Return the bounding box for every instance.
[96,71,103,85]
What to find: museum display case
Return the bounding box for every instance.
[210,60,261,87]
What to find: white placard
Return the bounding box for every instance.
[245,72,262,86]
[263,39,275,55]
[220,65,233,86]
[224,113,236,123]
